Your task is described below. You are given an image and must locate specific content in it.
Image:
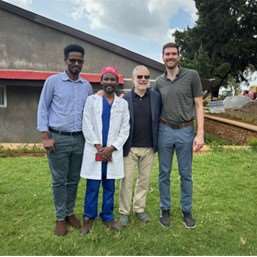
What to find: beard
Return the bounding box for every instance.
[165,59,179,69]
[69,65,81,75]
[103,85,116,95]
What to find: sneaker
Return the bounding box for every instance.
[135,212,150,223]
[103,220,122,231]
[159,209,170,228]
[80,217,94,235]
[183,212,196,229]
[119,214,129,226]
[66,214,81,229]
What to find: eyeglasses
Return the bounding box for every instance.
[137,75,150,80]
[68,59,84,64]
[103,77,117,82]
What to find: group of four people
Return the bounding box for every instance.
[37,42,204,236]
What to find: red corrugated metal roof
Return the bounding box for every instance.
[0,69,124,84]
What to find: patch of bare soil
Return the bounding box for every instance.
[205,118,257,144]
[214,101,257,125]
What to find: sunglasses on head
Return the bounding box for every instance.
[68,59,84,64]
[137,75,150,80]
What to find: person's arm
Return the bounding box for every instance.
[193,96,204,152]
[100,98,130,160]
[41,132,55,152]
[84,84,104,153]
[111,101,130,151]
[37,78,55,151]
[99,145,116,160]
[82,96,101,145]
[100,100,130,160]
[88,83,94,96]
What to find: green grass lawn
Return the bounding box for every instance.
[0,149,256,255]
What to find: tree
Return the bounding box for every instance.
[174,0,257,97]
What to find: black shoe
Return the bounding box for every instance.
[183,212,196,229]
[160,209,170,228]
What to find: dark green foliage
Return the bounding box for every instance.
[174,0,257,95]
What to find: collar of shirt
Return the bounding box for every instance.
[61,71,83,83]
[163,66,183,81]
[132,88,150,99]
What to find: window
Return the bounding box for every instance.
[0,85,7,108]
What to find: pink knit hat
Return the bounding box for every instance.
[100,66,119,81]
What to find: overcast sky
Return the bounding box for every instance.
[4,0,197,62]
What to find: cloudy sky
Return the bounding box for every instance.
[3,0,197,62]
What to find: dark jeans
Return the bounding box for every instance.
[47,132,84,220]
[158,123,194,213]
[83,162,115,222]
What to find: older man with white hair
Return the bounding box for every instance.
[119,65,161,226]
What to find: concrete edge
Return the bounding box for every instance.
[0,143,252,152]
[0,143,44,150]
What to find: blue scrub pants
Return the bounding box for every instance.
[83,162,115,222]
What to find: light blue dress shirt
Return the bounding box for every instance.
[37,71,93,132]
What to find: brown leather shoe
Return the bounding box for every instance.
[54,220,68,236]
[103,220,122,231]
[80,218,94,235]
[66,214,81,229]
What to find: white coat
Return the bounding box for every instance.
[80,94,130,180]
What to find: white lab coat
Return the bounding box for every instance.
[80,94,130,180]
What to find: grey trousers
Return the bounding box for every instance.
[158,124,194,213]
[47,132,84,220]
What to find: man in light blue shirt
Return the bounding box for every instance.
[37,44,93,236]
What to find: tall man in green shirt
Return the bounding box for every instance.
[154,42,204,229]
